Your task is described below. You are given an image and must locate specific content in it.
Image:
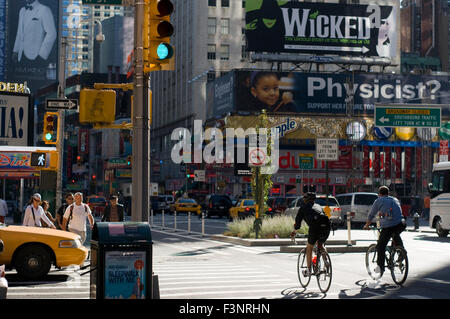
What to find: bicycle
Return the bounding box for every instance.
[292,234,332,293]
[365,226,409,285]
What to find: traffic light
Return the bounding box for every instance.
[127,155,132,166]
[145,0,175,67]
[77,155,82,167]
[43,112,58,144]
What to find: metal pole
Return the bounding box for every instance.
[56,36,67,212]
[132,0,150,222]
[174,211,177,231]
[347,211,352,247]
[162,210,165,229]
[201,211,205,236]
[188,211,191,234]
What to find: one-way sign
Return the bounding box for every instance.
[46,99,79,111]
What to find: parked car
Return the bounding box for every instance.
[0,224,88,280]
[155,195,171,213]
[171,198,201,215]
[335,192,378,223]
[284,195,342,227]
[86,195,107,217]
[229,199,257,220]
[205,195,233,218]
[160,195,175,206]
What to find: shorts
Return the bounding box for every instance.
[307,215,331,246]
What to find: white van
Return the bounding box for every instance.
[428,161,450,237]
[335,192,378,223]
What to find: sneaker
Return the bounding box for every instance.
[302,268,311,277]
[373,265,383,278]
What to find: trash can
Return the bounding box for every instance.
[90,222,152,299]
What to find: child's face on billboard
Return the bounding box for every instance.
[251,75,279,107]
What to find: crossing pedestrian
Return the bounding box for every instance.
[101,194,125,222]
[41,200,56,228]
[56,193,74,230]
[0,197,7,224]
[22,193,56,228]
[62,192,94,244]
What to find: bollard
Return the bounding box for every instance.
[188,212,191,234]
[174,211,177,231]
[414,212,420,231]
[346,211,352,247]
[162,210,165,230]
[150,209,153,226]
[201,211,205,237]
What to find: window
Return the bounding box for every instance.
[220,44,229,60]
[207,44,216,60]
[208,17,216,34]
[208,0,216,6]
[242,0,246,8]
[207,71,216,82]
[354,194,378,205]
[221,18,229,34]
[336,195,352,206]
[241,45,249,59]
[221,0,229,7]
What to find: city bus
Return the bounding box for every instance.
[428,161,450,237]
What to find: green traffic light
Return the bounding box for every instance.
[45,133,53,141]
[156,43,173,60]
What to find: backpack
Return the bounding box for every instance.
[66,204,88,230]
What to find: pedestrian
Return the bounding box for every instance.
[22,193,56,228]
[55,193,74,230]
[101,194,125,222]
[62,192,94,244]
[41,200,56,228]
[0,197,7,224]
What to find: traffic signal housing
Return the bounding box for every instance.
[145,0,175,67]
[43,112,58,144]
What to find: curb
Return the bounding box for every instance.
[210,234,357,247]
[280,245,370,253]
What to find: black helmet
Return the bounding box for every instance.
[303,192,316,202]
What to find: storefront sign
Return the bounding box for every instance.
[0,93,32,146]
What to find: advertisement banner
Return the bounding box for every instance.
[0,92,33,146]
[0,0,6,80]
[373,146,380,178]
[211,70,450,117]
[104,251,147,299]
[384,147,391,180]
[6,0,58,94]
[416,147,422,180]
[245,1,399,59]
[395,147,402,179]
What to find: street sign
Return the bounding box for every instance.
[299,153,314,169]
[316,138,338,161]
[375,104,441,128]
[194,170,205,182]
[46,99,79,111]
[248,147,267,167]
[82,0,122,4]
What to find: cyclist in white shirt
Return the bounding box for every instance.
[62,192,94,244]
[22,193,56,228]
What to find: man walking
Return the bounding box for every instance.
[56,193,74,230]
[62,192,94,244]
[0,197,7,224]
[102,194,125,222]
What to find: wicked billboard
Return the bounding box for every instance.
[6,0,59,95]
[209,70,450,117]
[245,1,399,59]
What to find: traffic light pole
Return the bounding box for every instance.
[132,0,151,222]
[56,36,67,212]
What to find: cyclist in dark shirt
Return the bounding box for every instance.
[291,192,331,276]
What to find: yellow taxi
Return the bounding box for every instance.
[0,224,88,280]
[229,199,257,219]
[170,198,201,215]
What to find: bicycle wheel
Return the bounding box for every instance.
[316,250,332,293]
[297,248,311,288]
[365,244,380,280]
[390,247,409,285]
